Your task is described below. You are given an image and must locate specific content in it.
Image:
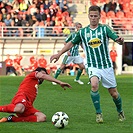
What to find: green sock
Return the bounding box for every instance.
[90,90,102,114]
[54,68,61,79]
[76,69,82,80]
[113,93,122,113]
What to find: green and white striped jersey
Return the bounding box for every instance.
[71,24,118,69]
[65,32,81,56]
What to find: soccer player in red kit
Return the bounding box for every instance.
[38,54,47,68]
[14,54,23,76]
[0,67,71,122]
[5,54,17,76]
[110,46,118,74]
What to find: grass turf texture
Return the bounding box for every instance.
[0,74,133,133]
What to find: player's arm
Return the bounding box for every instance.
[106,25,124,45]
[36,71,71,90]
[50,41,73,63]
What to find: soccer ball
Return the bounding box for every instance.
[52,111,69,128]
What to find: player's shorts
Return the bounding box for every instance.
[86,67,117,89]
[62,55,83,65]
[11,93,40,117]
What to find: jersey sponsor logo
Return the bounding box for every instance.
[22,99,26,103]
[88,38,102,48]
[86,33,90,37]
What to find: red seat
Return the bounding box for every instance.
[116,11,124,18]
[101,10,106,18]
[106,11,116,19]
[125,12,133,18]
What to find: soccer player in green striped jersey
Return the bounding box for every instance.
[52,22,85,85]
[50,5,125,123]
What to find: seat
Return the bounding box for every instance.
[106,11,116,19]
[116,11,124,18]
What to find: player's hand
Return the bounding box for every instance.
[115,37,124,45]
[50,54,60,63]
[67,51,71,56]
[60,82,72,90]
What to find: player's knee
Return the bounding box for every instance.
[109,89,118,98]
[14,104,25,113]
[37,114,46,122]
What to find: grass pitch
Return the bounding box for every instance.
[0,74,133,133]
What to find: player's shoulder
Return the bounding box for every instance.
[99,23,112,30]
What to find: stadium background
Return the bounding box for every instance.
[0,0,133,75]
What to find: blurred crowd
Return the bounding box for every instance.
[91,0,133,33]
[0,0,74,37]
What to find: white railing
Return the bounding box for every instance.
[0,18,133,38]
[100,18,133,35]
[0,26,76,38]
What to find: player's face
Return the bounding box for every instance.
[38,70,47,84]
[88,11,100,28]
[76,24,82,31]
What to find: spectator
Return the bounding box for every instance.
[38,54,47,68]
[60,0,69,12]
[45,19,55,36]
[32,20,39,37]
[8,19,19,36]
[43,0,51,10]
[34,8,42,22]
[12,12,22,26]
[23,21,33,37]
[11,0,20,13]
[5,54,17,76]
[21,14,28,26]
[29,14,37,26]
[103,0,118,13]
[52,19,64,36]
[37,20,45,37]
[45,9,51,22]
[28,3,37,16]
[19,0,28,12]
[39,4,47,21]
[4,13,12,26]
[1,8,7,22]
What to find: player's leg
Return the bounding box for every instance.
[0,104,16,113]
[54,64,66,79]
[108,88,125,121]
[52,64,66,85]
[9,107,46,122]
[102,67,125,121]
[73,56,84,84]
[88,67,103,123]
[7,112,46,122]
[75,63,84,81]
[54,55,69,79]
[0,103,25,122]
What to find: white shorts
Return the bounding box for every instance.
[86,67,117,89]
[62,55,83,65]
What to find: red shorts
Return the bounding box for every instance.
[11,93,40,117]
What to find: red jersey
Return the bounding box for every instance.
[5,59,13,67]
[110,50,117,62]
[15,71,39,104]
[38,58,47,68]
[14,56,22,65]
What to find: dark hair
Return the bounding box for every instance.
[89,5,101,14]
[75,22,82,28]
[34,67,48,74]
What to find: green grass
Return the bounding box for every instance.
[0,74,133,133]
